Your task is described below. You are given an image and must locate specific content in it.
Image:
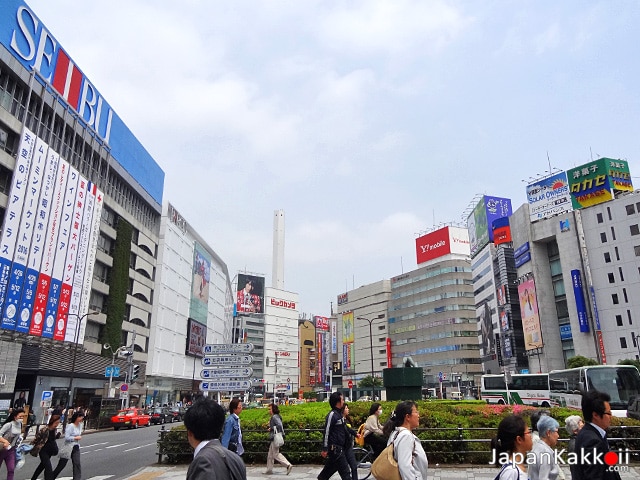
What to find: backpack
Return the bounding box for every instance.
[29,427,48,457]
[355,424,366,447]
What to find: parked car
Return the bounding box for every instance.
[169,406,186,421]
[111,408,151,430]
[150,407,173,424]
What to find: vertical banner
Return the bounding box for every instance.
[342,312,354,370]
[0,128,36,329]
[190,244,211,323]
[2,136,47,331]
[30,159,69,336]
[16,146,59,333]
[54,173,87,341]
[571,270,589,333]
[331,320,337,354]
[518,278,543,350]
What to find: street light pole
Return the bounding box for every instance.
[65,311,97,427]
[357,314,385,400]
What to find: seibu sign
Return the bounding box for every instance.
[415,226,470,265]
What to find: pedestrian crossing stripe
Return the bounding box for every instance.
[54,476,113,480]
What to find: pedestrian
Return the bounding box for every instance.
[52,411,84,480]
[342,403,359,480]
[317,392,351,480]
[0,408,25,480]
[381,400,428,480]
[30,415,63,480]
[529,415,561,480]
[490,414,533,480]
[184,398,246,480]
[564,415,583,455]
[363,402,386,458]
[265,403,293,475]
[530,409,550,444]
[572,390,621,480]
[221,398,244,455]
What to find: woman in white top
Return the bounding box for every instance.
[364,403,386,457]
[53,411,84,480]
[490,415,533,480]
[529,415,562,480]
[382,401,428,480]
[0,408,24,480]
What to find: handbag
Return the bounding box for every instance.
[371,441,401,480]
[59,442,74,460]
[273,426,284,448]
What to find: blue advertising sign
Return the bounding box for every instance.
[560,324,573,341]
[515,251,531,268]
[571,270,589,333]
[514,242,530,259]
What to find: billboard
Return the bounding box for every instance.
[186,318,206,357]
[492,217,512,246]
[0,0,164,204]
[467,196,512,257]
[526,172,572,222]
[342,312,354,371]
[415,226,470,264]
[190,244,211,323]
[315,316,330,331]
[571,270,589,333]
[518,279,543,351]
[236,274,265,314]
[567,158,633,210]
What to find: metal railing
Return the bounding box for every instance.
[156,424,640,465]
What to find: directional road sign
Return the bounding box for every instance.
[200,367,253,379]
[201,355,253,366]
[105,365,121,377]
[203,343,254,355]
[200,380,252,391]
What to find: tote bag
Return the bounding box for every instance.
[273,427,284,448]
[371,441,400,480]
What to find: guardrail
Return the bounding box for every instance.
[157,424,640,465]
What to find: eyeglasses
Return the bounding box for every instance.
[522,430,532,436]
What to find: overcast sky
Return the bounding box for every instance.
[27,1,640,317]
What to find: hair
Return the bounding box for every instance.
[536,415,559,439]
[4,408,24,424]
[183,397,225,441]
[490,415,527,460]
[329,391,343,409]
[582,389,610,422]
[530,409,550,432]
[71,411,85,423]
[229,397,242,414]
[48,415,61,427]
[382,401,416,437]
[369,403,381,416]
[270,403,280,415]
[565,415,583,435]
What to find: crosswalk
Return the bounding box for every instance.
[46,477,113,480]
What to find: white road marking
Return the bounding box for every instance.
[123,442,156,452]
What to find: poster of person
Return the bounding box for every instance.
[236,274,264,314]
[479,302,495,357]
[13,390,28,409]
[192,248,211,301]
[518,279,543,349]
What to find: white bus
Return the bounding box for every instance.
[481,373,551,407]
[549,365,640,417]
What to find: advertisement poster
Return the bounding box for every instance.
[518,279,543,350]
[236,274,265,314]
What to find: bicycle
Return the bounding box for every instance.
[352,444,375,480]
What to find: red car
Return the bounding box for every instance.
[111,408,151,430]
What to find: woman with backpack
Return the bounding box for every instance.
[265,403,293,475]
[0,408,25,480]
[30,415,63,480]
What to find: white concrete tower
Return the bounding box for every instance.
[272,209,285,289]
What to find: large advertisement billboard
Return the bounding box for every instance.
[567,158,633,210]
[467,196,512,257]
[186,318,206,357]
[0,0,164,204]
[342,311,354,371]
[518,278,543,351]
[415,226,470,264]
[190,244,211,323]
[236,274,265,314]
[526,171,572,222]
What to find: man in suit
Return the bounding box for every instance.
[184,397,246,480]
[572,390,621,480]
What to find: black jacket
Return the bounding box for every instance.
[321,408,349,452]
[572,422,621,480]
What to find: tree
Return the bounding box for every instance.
[618,359,640,370]
[567,355,599,368]
[356,375,383,388]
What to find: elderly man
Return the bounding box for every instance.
[184,398,246,480]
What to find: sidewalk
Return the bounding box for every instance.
[124,463,640,480]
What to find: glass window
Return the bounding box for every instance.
[549,259,563,277]
[616,315,623,326]
[612,294,619,305]
[608,273,615,283]
[627,204,636,215]
[553,279,565,296]
[597,213,603,223]
[604,252,611,263]
[631,225,640,236]
[601,232,607,243]
[621,337,628,349]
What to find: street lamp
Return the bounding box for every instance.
[529,343,544,373]
[356,314,386,400]
[65,311,98,414]
[102,344,130,395]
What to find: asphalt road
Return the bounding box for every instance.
[13,421,177,480]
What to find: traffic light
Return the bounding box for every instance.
[131,364,140,381]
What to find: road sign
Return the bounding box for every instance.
[203,343,254,355]
[200,380,252,391]
[121,384,129,392]
[348,380,353,388]
[200,367,253,379]
[201,355,253,366]
[41,391,53,402]
[105,366,121,377]
[119,390,128,399]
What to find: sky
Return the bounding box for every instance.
[26,0,640,317]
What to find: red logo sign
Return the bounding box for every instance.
[415,227,451,264]
[348,380,353,388]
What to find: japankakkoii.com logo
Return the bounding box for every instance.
[491,448,630,473]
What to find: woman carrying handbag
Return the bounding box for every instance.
[52,411,84,480]
[0,408,25,480]
[30,415,63,480]
[265,403,293,475]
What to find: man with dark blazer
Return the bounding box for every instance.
[572,390,621,480]
[184,397,246,480]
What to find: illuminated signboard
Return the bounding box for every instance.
[467,196,512,258]
[567,158,633,210]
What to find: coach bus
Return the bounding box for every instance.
[549,365,640,417]
[480,373,551,406]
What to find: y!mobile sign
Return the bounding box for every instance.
[415,226,470,264]
[0,0,164,205]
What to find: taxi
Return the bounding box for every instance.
[111,407,151,430]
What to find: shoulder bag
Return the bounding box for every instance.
[273,426,284,447]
